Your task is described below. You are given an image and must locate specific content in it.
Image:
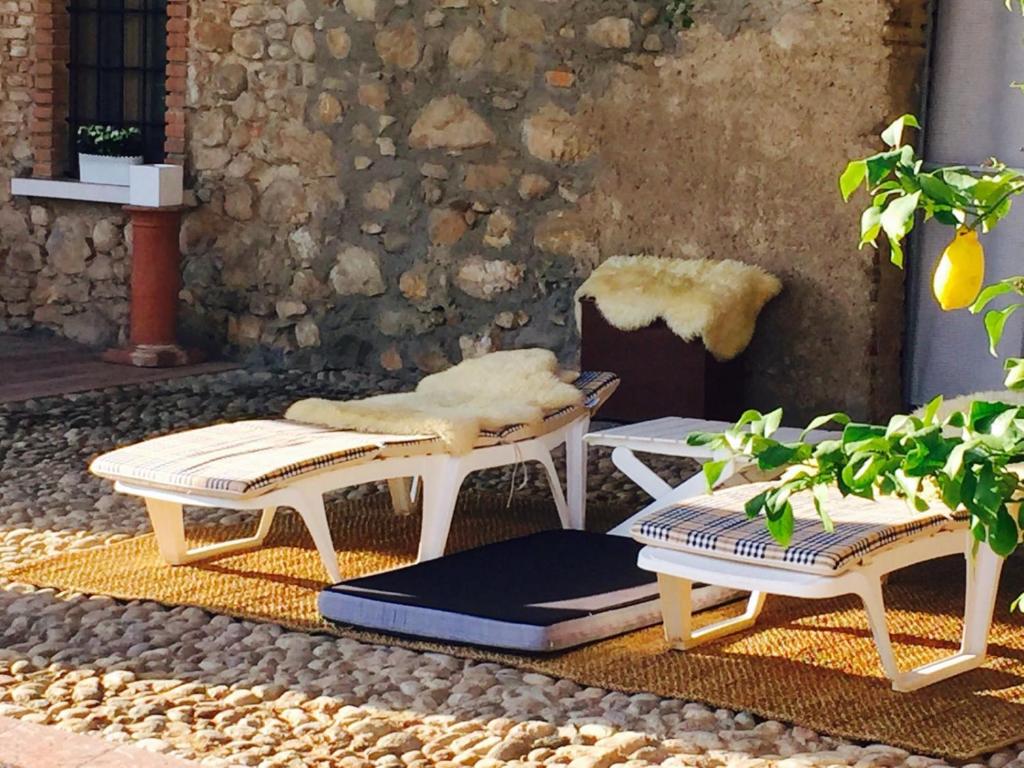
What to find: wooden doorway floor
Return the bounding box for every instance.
[0,334,238,404]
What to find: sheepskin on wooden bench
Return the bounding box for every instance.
[575,255,782,361]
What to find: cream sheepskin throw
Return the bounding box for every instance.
[575,255,782,361]
[285,349,583,455]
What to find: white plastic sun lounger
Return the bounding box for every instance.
[631,481,1005,692]
[90,372,619,583]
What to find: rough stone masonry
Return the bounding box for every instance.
[0,0,928,421]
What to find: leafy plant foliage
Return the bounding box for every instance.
[839,116,1024,268]
[76,125,143,157]
[689,405,1023,612]
[695,108,1024,611]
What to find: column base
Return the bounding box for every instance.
[102,344,205,368]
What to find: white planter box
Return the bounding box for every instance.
[78,153,144,186]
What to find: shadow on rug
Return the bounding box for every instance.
[8,491,1024,760]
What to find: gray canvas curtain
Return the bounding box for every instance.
[906,0,1024,405]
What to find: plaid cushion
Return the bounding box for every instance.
[481,371,620,443]
[90,420,385,499]
[632,482,969,575]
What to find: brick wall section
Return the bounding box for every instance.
[0,0,33,171]
[164,0,188,165]
[29,0,67,178]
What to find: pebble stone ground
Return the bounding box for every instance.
[1,370,1022,768]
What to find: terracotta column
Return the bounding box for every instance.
[103,205,202,367]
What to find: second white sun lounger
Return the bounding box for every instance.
[632,481,1005,692]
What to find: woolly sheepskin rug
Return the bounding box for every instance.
[575,255,782,361]
[285,349,583,455]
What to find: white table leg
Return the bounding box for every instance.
[607,454,737,536]
[565,417,589,530]
[611,447,671,499]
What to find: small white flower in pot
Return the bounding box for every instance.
[77,125,144,187]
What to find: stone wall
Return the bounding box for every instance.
[0,0,929,420]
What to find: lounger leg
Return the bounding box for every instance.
[565,417,589,530]
[147,498,189,563]
[289,491,342,584]
[387,478,415,515]
[146,498,277,566]
[959,543,1004,656]
[532,448,570,529]
[658,573,765,650]
[857,546,1004,693]
[417,459,464,562]
[857,579,903,684]
[658,573,695,645]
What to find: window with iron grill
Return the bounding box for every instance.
[67,0,168,173]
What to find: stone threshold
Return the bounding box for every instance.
[0,716,201,768]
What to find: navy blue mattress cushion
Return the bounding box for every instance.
[318,530,662,652]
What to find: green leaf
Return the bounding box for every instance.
[939,473,963,509]
[885,413,911,437]
[859,207,882,248]
[761,409,783,437]
[840,161,867,201]
[802,412,849,438]
[765,501,795,545]
[843,423,887,446]
[971,281,1017,314]
[921,395,944,424]
[969,400,1017,432]
[984,305,1020,355]
[943,442,970,478]
[917,173,960,207]
[970,465,1003,518]
[880,191,922,242]
[734,409,766,430]
[866,151,903,187]
[888,236,905,268]
[942,169,980,192]
[1005,358,1024,390]
[744,490,768,519]
[812,484,834,533]
[702,459,729,489]
[880,114,920,148]
[756,444,801,470]
[989,505,1020,557]
[933,209,962,226]
[686,431,717,446]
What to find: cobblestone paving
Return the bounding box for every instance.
[0,370,1021,768]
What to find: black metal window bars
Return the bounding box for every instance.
[67,0,168,174]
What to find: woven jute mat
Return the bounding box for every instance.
[8,492,1024,759]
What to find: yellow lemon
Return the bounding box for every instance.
[932,227,985,311]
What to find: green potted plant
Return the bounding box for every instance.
[76,124,144,186]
